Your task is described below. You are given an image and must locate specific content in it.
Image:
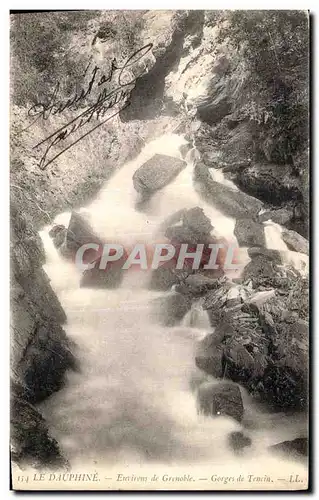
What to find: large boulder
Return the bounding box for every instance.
[258,207,294,226]
[19,320,77,404]
[60,211,103,260]
[133,154,186,195]
[195,56,233,126]
[195,333,224,378]
[165,206,213,246]
[196,93,231,126]
[241,253,282,289]
[247,246,282,265]
[197,381,244,422]
[194,162,263,219]
[234,218,266,248]
[80,257,124,289]
[228,431,252,453]
[281,228,309,255]
[48,225,67,249]
[149,266,185,291]
[151,292,192,326]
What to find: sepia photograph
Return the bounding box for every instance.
[9,9,309,491]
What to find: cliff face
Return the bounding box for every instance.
[10,203,78,467]
[10,10,309,468]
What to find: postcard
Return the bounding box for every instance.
[10,9,309,491]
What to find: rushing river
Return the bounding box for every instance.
[38,133,307,473]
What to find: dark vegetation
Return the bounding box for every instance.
[219,10,309,167]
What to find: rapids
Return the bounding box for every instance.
[38,133,307,473]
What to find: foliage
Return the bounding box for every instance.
[218,10,309,165]
[10,11,145,106]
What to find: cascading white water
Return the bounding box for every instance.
[38,133,307,474]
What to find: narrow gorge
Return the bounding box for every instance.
[10,10,309,483]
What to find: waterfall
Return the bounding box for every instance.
[182,300,211,332]
[38,132,307,472]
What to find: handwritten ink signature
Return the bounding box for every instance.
[28,44,153,170]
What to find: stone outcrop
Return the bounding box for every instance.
[10,9,309,467]
[151,292,192,326]
[149,266,187,291]
[51,211,104,263]
[197,381,244,422]
[281,228,309,255]
[228,431,252,453]
[11,204,77,467]
[133,154,186,196]
[11,382,67,470]
[234,219,266,248]
[194,162,263,220]
[232,163,303,207]
[80,261,124,289]
[196,268,309,410]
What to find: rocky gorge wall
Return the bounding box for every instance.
[10,10,309,468]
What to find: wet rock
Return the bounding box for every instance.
[133,154,186,194]
[151,292,192,326]
[266,319,308,409]
[80,260,123,289]
[286,276,309,320]
[228,431,252,452]
[197,95,232,126]
[183,206,213,235]
[197,381,244,422]
[269,438,308,459]
[281,228,309,255]
[202,278,247,321]
[11,385,67,469]
[195,55,233,126]
[194,162,263,220]
[234,218,265,248]
[233,163,302,206]
[149,266,185,291]
[16,268,67,325]
[233,282,307,409]
[198,265,308,410]
[195,333,224,378]
[180,273,219,296]
[64,211,103,255]
[244,289,277,314]
[241,254,280,289]
[165,206,213,246]
[247,247,282,265]
[258,207,293,226]
[19,320,77,404]
[11,207,73,403]
[49,224,67,249]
